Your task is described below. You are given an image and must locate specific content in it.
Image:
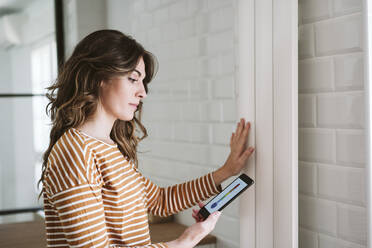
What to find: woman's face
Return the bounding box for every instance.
[99,57,147,121]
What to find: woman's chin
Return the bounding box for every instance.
[117,113,135,121]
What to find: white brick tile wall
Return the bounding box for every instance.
[300,0,331,24]
[169,1,188,20]
[187,0,201,17]
[133,0,146,14]
[333,0,362,17]
[334,53,364,91]
[200,101,222,122]
[206,0,230,11]
[318,164,365,205]
[189,79,210,100]
[299,162,317,195]
[319,233,365,248]
[182,102,201,121]
[221,99,236,122]
[153,7,168,25]
[173,37,200,58]
[190,123,210,144]
[336,129,366,167]
[299,228,318,248]
[156,122,174,141]
[170,80,189,100]
[299,128,335,163]
[146,0,162,11]
[174,121,191,142]
[299,24,315,59]
[317,92,364,128]
[208,6,234,32]
[299,95,316,127]
[299,195,338,235]
[338,204,367,245]
[178,18,196,38]
[299,57,334,93]
[212,123,234,145]
[213,75,235,99]
[205,30,234,55]
[315,14,363,56]
[219,53,235,75]
[299,0,366,247]
[209,145,230,168]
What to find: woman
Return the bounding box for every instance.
[38,29,255,248]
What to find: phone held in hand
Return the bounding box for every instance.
[198,173,254,220]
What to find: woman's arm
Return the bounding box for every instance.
[140,172,222,217]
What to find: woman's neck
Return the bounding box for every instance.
[76,104,116,145]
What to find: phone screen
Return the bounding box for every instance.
[204,177,248,213]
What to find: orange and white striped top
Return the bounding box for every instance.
[42,128,222,248]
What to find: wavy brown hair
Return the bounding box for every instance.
[37,29,158,199]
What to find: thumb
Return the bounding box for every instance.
[205,211,221,222]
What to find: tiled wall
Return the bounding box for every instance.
[107,0,240,247]
[298,0,366,247]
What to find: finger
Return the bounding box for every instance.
[193,213,202,222]
[241,121,250,137]
[238,123,251,147]
[235,119,243,137]
[240,147,255,161]
[192,212,200,221]
[245,122,251,143]
[198,202,205,208]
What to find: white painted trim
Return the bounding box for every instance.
[363,0,371,247]
[237,0,298,247]
[273,0,298,247]
[237,0,256,247]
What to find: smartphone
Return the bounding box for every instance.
[198,173,254,220]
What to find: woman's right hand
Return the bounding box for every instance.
[164,210,221,248]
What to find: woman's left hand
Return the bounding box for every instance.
[223,118,255,176]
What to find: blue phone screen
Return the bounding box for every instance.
[204,177,248,213]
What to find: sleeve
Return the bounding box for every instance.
[44,133,168,248]
[141,172,223,217]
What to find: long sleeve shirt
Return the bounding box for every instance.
[42,128,222,248]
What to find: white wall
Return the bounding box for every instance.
[298,0,366,247]
[106,0,239,247]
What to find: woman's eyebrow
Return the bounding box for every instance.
[133,69,146,79]
[133,69,142,77]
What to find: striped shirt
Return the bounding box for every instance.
[42,128,222,248]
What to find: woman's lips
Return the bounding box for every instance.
[129,104,137,109]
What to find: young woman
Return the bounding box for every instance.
[38,29,255,248]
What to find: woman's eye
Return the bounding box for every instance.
[129,77,138,83]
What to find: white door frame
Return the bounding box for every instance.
[364,0,372,247]
[237,0,298,247]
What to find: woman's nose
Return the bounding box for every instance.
[137,82,147,99]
